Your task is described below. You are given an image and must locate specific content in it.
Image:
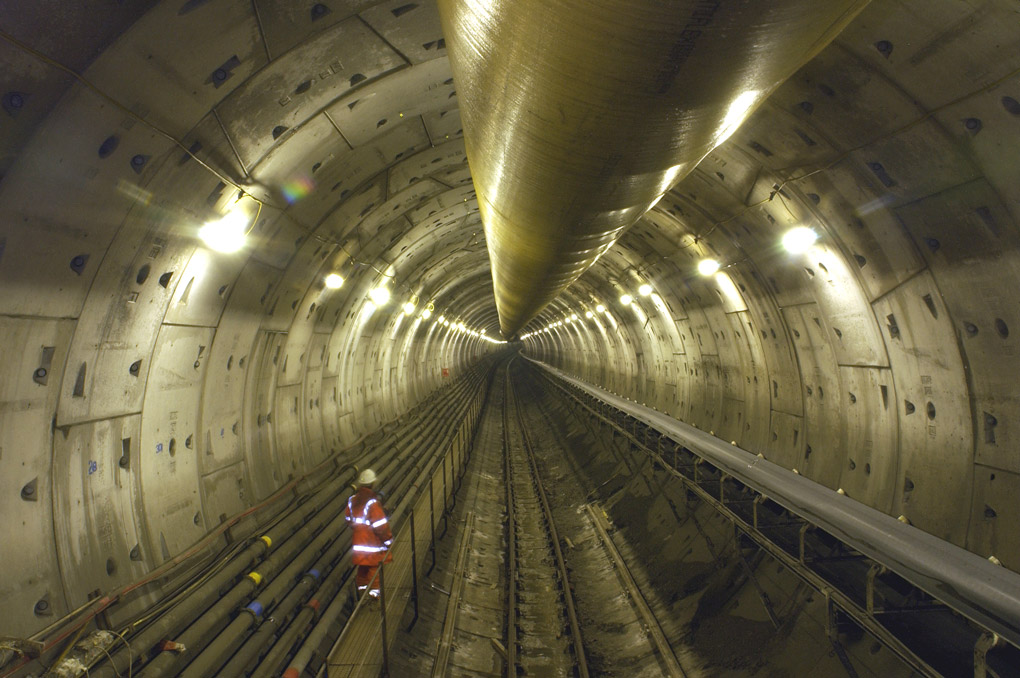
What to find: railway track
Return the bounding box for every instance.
[504,361,590,678]
[409,357,688,677]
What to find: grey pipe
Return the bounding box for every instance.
[178,421,446,678]
[136,478,354,678]
[248,554,354,678]
[217,532,354,678]
[88,471,353,678]
[176,509,351,678]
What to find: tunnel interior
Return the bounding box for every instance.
[1,0,1019,675]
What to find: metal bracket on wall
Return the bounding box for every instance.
[529,360,1020,678]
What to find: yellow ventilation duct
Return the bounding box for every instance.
[437,0,869,336]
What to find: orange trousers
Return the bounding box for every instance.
[356,564,380,596]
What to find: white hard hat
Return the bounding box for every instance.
[357,468,378,486]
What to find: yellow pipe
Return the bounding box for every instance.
[438,0,870,336]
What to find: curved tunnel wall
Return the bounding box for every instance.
[0,0,1018,642]
[0,0,502,637]
[522,0,1020,577]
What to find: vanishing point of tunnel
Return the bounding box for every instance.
[1,1,1019,677]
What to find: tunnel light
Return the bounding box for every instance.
[402,302,415,315]
[585,310,594,319]
[369,286,391,306]
[438,315,446,323]
[697,259,721,276]
[596,304,606,314]
[421,307,432,320]
[638,283,653,296]
[571,314,578,321]
[199,209,249,253]
[443,319,450,326]
[324,273,344,289]
[620,294,633,305]
[782,226,819,254]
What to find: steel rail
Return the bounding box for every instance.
[501,369,518,676]
[506,365,590,678]
[584,502,688,677]
[430,511,477,677]
[525,376,687,676]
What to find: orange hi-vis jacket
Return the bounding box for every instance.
[344,487,393,566]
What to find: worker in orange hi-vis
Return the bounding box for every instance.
[344,468,393,599]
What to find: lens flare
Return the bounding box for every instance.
[281,175,316,204]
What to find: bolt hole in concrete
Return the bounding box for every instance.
[995,318,1009,338]
[106,558,117,576]
[169,438,176,457]
[984,412,998,444]
[98,135,118,158]
[926,402,936,420]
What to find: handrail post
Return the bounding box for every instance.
[427,475,437,575]
[408,509,420,631]
[379,564,390,677]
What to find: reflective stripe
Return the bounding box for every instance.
[352,544,388,553]
[383,539,393,547]
[371,517,388,528]
[363,498,377,518]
